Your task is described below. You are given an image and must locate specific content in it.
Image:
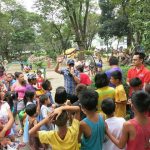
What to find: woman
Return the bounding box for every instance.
[11,72,27,135]
[0,91,14,140]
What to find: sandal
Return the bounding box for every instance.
[16,129,23,137]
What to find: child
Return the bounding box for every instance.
[42,80,54,104]
[76,65,92,86]
[128,77,142,119]
[73,84,87,120]
[101,98,126,150]
[55,86,67,106]
[24,90,36,106]
[29,105,80,150]
[26,74,37,92]
[107,91,150,150]
[129,77,142,92]
[78,89,105,150]
[36,70,44,90]
[40,94,54,130]
[25,104,42,150]
[110,70,127,117]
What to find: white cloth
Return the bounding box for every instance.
[103,117,126,150]
[41,105,54,130]
[0,102,10,125]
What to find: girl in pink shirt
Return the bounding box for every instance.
[107,91,150,150]
[11,72,27,135]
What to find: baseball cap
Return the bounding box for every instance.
[67,59,75,65]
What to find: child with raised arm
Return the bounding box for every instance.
[107,91,150,150]
[101,98,126,150]
[78,89,105,150]
[110,70,127,117]
[29,105,80,150]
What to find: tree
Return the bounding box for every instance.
[36,0,99,51]
[98,0,130,47]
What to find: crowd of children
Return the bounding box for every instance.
[0,53,150,150]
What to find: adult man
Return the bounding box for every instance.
[105,56,122,87]
[127,52,150,96]
[55,58,80,95]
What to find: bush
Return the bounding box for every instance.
[120,66,130,96]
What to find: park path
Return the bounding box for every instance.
[7,63,64,97]
[46,69,64,96]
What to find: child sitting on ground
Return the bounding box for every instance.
[78,89,105,150]
[107,91,150,150]
[110,70,127,117]
[29,105,80,150]
[101,98,126,150]
[40,94,54,131]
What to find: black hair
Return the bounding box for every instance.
[27,74,36,83]
[42,80,52,91]
[111,70,122,81]
[131,91,150,113]
[95,72,109,88]
[101,98,115,116]
[37,70,42,74]
[3,91,15,111]
[40,94,49,105]
[109,56,119,66]
[24,91,35,106]
[134,52,146,61]
[76,65,84,72]
[25,104,36,117]
[75,84,87,96]
[55,110,68,127]
[14,72,22,78]
[130,77,142,87]
[79,89,98,111]
[55,86,67,104]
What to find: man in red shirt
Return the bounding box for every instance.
[127,52,150,96]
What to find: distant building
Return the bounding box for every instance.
[92,34,127,50]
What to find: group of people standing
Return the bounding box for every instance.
[0,51,149,150]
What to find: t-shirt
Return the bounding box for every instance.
[12,83,27,99]
[26,84,36,92]
[40,105,54,130]
[38,119,80,150]
[60,68,80,94]
[115,84,127,117]
[127,65,150,96]
[0,102,10,125]
[105,67,122,87]
[37,77,44,90]
[96,86,115,113]
[103,117,126,150]
[127,118,150,150]
[80,73,91,85]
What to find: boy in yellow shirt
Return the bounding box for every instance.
[29,105,80,150]
[110,70,127,117]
